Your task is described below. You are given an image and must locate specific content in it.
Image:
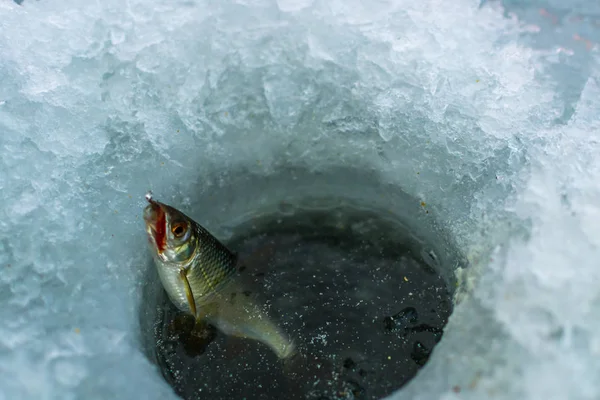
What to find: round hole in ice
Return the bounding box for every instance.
[139,166,467,400]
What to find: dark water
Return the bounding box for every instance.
[151,207,453,400]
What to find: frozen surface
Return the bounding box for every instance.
[0,0,599,399]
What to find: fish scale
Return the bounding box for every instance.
[187,224,238,303]
[143,196,296,360]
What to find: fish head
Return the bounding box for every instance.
[143,195,197,265]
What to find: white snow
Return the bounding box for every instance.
[0,0,599,399]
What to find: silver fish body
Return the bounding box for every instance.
[143,194,296,359]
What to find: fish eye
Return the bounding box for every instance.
[171,222,187,238]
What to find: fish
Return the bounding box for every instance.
[142,192,296,360]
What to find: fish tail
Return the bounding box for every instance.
[211,295,296,360]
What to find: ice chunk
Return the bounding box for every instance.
[0,0,599,399]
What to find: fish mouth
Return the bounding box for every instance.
[143,198,167,253]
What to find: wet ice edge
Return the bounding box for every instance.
[0,0,599,399]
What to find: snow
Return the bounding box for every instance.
[0,0,599,399]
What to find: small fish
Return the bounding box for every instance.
[143,192,296,360]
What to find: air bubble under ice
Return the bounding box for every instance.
[0,0,599,399]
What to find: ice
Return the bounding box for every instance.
[0,0,599,399]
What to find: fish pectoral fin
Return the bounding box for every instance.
[179,267,198,319]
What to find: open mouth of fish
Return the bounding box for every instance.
[143,196,167,253]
